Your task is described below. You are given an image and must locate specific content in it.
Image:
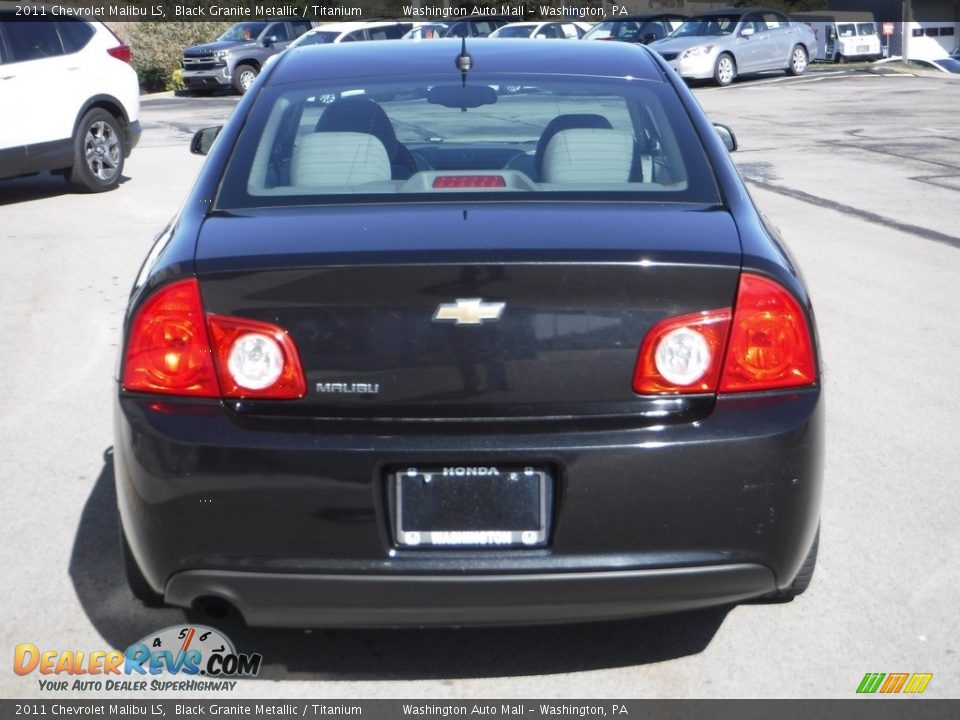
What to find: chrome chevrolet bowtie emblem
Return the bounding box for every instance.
[433,298,505,325]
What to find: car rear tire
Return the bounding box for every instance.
[233,63,258,94]
[67,108,125,193]
[120,524,164,606]
[834,53,846,64]
[787,45,808,76]
[713,53,736,86]
[768,526,819,601]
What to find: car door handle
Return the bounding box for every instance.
[0,74,14,80]
[66,66,80,71]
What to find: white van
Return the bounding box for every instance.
[793,12,882,63]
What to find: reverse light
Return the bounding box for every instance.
[207,316,306,399]
[122,280,306,400]
[633,310,731,394]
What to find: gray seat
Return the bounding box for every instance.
[540,129,635,184]
[290,132,391,187]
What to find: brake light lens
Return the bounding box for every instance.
[633,310,731,394]
[634,273,817,395]
[207,316,306,399]
[122,279,219,397]
[107,45,132,63]
[719,273,817,392]
[122,280,306,400]
[432,175,507,189]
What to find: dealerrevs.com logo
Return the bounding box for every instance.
[14,625,262,692]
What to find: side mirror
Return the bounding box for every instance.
[191,126,222,156]
[642,33,657,44]
[535,33,548,40]
[262,36,276,47]
[740,26,755,37]
[714,124,737,152]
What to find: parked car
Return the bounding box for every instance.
[181,20,314,95]
[912,56,960,74]
[117,39,823,627]
[581,14,688,44]
[650,8,817,86]
[286,21,414,49]
[490,22,586,39]
[0,15,140,191]
[402,22,450,40]
[442,18,512,38]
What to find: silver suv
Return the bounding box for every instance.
[181,20,314,94]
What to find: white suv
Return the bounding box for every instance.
[0,16,140,192]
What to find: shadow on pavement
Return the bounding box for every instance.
[0,173,129,206]
[71,449,730,681]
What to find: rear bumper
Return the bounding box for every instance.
[166,564,775,627]
[127,120,141,155]
[114,388,823,626]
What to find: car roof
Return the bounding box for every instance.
[597,14,688,21]
[274,38,664,83]
[690,7,782,17]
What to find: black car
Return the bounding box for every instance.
[581,14,688,44]
[116,39,823,627]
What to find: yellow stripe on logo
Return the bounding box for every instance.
[903,673,933,694]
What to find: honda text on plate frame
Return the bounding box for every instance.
[114,39,823,627]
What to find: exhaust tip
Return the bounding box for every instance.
[191,596,240,622]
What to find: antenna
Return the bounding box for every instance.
[455,36,472,88]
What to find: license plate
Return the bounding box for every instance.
[857,45,869,52]
[393,466,550,548]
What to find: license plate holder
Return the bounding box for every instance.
[392,466,551,548]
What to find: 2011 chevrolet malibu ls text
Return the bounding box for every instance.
[115,39,823,627]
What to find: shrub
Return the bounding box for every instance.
[108,22,233,93]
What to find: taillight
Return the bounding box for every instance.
[207,316,306,399]
[122,280,306,400]
[122,279,219,397]
[107,45,132,63]
[634,273,817,395]
[633,310,731,394]
[719,273,817,392]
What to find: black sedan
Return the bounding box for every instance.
[115,39,823,627]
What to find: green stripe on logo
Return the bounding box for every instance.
[857,672,885,693]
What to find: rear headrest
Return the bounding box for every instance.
[315,98,399,158]
[535,113,613,179]
[540,129,635,184]
[291,132,391,187]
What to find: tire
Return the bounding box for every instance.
[67,108,125,193]
[713,53,736,86]
[120,524,164,606]
[835,53,846,64]
[767,526,819,601]
[233,63,258,94]
[787,44,808,76]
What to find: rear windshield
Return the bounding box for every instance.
[216,73,720,209]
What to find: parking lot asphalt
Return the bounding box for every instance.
[1,69,958,699]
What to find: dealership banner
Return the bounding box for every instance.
[2,701,960,718]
